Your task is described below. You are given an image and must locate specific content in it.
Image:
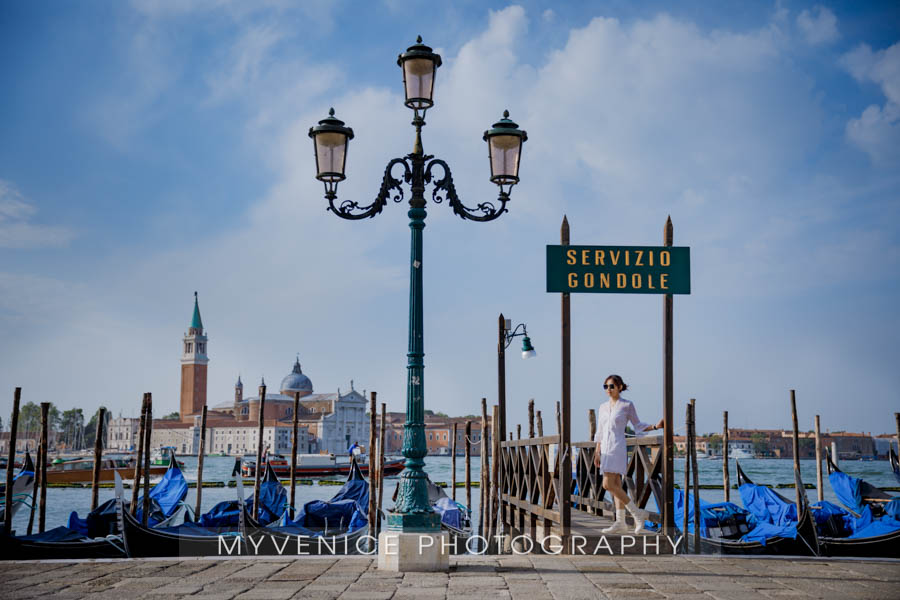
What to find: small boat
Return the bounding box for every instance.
[0,452,35,526]
[241,453,405,478]
[67,449,188,536]
[150,446,186,468]
[117,459,248,558]
[729,448,754,460]
[390,476,471,553]
[244,458,370,556]
[890,445,900,485]
[815,449,900,558]
[45,455,168,484]
[694,462,819,556]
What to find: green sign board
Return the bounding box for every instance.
[546,245,691,294]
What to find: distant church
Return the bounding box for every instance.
[110,293,370,456]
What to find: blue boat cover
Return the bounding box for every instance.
[884,498,900,521]
[198,477,287,527]
[18,525,87,543]
[159,521,239,537]
[810,500,854,537]
[829,471,864,513]
[281,478,368,537]
[738,483,798,545]
[672,488,751,536]
[434,497,463,531]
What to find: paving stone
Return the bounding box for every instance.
[392,587,446,599]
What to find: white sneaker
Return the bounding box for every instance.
[601,519,630,534]
[632,508,649,534]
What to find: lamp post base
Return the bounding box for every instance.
[377,531,450,572]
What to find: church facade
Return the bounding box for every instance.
[139,294,370,456]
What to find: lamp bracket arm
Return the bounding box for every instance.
[504,323,528,349]
[425,158,509,222]
[326,158,411,220]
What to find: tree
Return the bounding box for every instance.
[751,433,768,456]
[162,412,180,420]
[707,434,723,454]
[84,407,110,449]
[60,409,85,450]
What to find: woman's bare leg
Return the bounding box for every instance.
[602,473,630,509]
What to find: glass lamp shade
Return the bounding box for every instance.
[484,110,527,186]
[521,336,536,359]
[397,36,442,110]
[308,108,354,183]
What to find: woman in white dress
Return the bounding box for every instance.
[593,374,663,533]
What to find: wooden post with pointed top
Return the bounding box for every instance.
[491,404,500,544]
[290,392,300,516]
[536,411,543,437]
[253,383,266,519]
[516,424,521,440]
[195,405,208,519]
[141,396,153,527]
[37,402,50,533]
[451,421,458,502]
[367,391,377,552]
[814,414,824,502]
[683,402,691,553]
[480,397,489,543]
[131,394,148,516]
[4,388,21,536]
[378,402,386,534]
[663,215,675,535]
[465,420,472,519]
[560,215,572,550]
[690,399,700,554]
[528,399,535,438]
[723,411,730,502]
[498,313,507,445]
[790,390,802,511]
[90,406,104,512]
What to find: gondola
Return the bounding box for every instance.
[389,475,471,554]
[695,462,818,556]
[889,445,900,485]
[117,459,248,558]
[244,457,369,555]
[813,448,900,558]
[0,452,35,527]
[67,448,188,537]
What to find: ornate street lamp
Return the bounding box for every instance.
[497,316,536,445]
[309,36,527,534]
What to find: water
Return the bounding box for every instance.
[4,454,896,533]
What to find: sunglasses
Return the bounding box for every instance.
[603,384,618,390]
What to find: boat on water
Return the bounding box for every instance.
[150,446,186,468]
[45,455,168,484]
[0,452,35,527]
[812,449,900,558]
[244,458,370,556]
[0,451,188,560]
[890,446,900,485]
[240,452,405,478]
[728,448,754,460]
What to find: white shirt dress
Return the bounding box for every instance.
[593,398,652,475]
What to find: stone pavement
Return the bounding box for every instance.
[2,555,899,600]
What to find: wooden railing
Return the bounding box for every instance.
[498,434,663,541]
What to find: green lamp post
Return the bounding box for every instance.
[309,36,527,532]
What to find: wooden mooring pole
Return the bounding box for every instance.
[480,398,489,542]
[451,422,458,502]
[498,313,507,446]
[141,395,153,527]
[690,399,700,554]
[683,402,691,552]
[465,420,472,518]
[723,410,730,502]
[289,391,300,516]
[253,382,266,520]
[131,394,148,515]
[39,402,50,533]
[368,391,377,553]
[90,406,105,512]
[378,402,386,534]
[491,404,500,544]
[536,411,543,437]
[790,390,802,511]
[814,415,823,503]
[560,215,572,550]
[195,405,208,519]
[528,399,535,438]
[663,216,675,535]
[4,388,21,536]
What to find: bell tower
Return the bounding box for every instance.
[234,375,243,420]
[180,292,208,423]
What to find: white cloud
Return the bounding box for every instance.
[0,180,75,249]
[796,6,839,46]
[841,42,900,164]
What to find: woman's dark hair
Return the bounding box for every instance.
[605,374,628,392]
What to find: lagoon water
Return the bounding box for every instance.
[4,454,897,534]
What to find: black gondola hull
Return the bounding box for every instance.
[0,532,126,560]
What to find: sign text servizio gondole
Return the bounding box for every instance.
[546,245,691,294]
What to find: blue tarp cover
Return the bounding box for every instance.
[18,525,87,543]
[159,521,239,537]
[198,477,287,527]
[281,479,368,537]
[738,483,798,545]
[672,488,750,536]
[829,471,864,514]
[434,497,463,531]
[884,498,900,521]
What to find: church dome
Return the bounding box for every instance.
[280,357,312,394]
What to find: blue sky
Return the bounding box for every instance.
[1,1,898,438]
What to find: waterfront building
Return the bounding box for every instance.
[107,416,141,451]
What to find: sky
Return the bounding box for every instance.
[1,0,898,439]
